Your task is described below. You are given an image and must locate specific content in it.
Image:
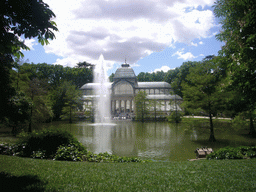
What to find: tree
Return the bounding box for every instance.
[109,73,115,82]
[137,72,152,82]
[26,78,53,132]
[60,81,82,123]
[171,61,197,97]
[8,92,30,134]
[135,91,149,122]
[19,63,93,89]
[168,92,183,123]
[0,0,58,121]
[76,61,94,69]
[181,58,226,141]
[214,0,256,135]
[164,68,179,85]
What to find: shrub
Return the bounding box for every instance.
[207,146,256,160]
[1,129,149,163]
[54,143,87,161]
[168,112,182,123]
[16,129,84,158]
[84,152,148,163]
[238,146,256,158]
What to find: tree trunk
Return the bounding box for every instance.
[209,112,216,142]
[69,105,72,124]
[154,101,156,121]
[249,110,255,135]
[28,106,32,132]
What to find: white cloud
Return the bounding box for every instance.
[152,65,172,73]
[24,39,37,50]
[191,42,198,46]
[172,48,196,60]
[43,0,216,68]
[199,41,204,45]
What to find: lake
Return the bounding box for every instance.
[40,120,256,161]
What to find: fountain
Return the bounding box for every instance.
[90,54,115,154]
[93,54,112,124]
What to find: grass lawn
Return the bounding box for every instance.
[0,155,255,191]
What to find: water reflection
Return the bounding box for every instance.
[45,121,256,161]
[75,121,196,161]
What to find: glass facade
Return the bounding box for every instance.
[81,63,182,117]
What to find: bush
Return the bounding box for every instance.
[168,112,182,123]
[84,152,148,163]
[54,143,87,161]
[207,146,256,160]
[238,146,256,158]
[16,129,84,158]
[1,129,149,163]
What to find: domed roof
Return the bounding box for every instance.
[114,64,136,78]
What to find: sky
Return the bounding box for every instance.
[22,0,223,76]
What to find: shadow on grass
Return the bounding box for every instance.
[0,172,49,192]
[193,139,231,148]
[240,133,256,139]
[193,139,256,149]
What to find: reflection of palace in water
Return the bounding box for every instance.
[77,122,190,160]
[81,63,182,118]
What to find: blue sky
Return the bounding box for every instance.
[22,0,223,76]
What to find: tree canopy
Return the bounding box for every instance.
[181,57,227,141]
[0,0,58,121]
[214,0,256,134]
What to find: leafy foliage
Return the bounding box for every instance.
[168,111,183,123]
[60,81,82,123]
[54,143,87,161]
[14,129,83,158]
[12,62,92,121]
[170,61,197,97]
[0,129,148,163]
[214,0,256,134]
[19,63,93,89]
[8,92,31,134]
[135,91,149,121]
[207,146,256,160]
[0,0,58,121]
[137,71,166,82]
[181,57,228,141]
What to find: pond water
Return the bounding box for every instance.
[41,120,256,161]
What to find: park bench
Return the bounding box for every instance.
[195,147,213,158]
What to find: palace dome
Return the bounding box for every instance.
[114,64,136,79]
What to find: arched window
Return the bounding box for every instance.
[114,82,133,95]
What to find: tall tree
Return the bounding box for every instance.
[181,58,226,141]
[214,0,256,134]
[0,0,57,121]
[8,92,30,134]
[26,78,53,132]
[60,81,82,123]
[135,91,149,122]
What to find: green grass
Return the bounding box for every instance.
[0,155,255,191]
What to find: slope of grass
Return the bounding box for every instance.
[0,155,255,191]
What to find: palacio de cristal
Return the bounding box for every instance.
[80,63,182,118]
